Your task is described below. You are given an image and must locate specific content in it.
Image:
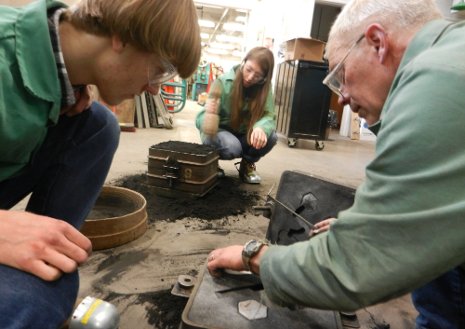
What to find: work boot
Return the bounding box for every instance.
[238,159,261,184]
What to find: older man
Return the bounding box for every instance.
[207,1,465,328]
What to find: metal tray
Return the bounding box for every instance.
[181,264,343,329]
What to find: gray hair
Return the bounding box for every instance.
[326,0,442,58]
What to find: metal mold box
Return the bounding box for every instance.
[147,141,219,198]
[266,170,355,245]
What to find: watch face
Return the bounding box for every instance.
[244,240,262,256]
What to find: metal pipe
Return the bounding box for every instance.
[265,194,314,229]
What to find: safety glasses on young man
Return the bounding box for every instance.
[323,34,364,98]
[147,58,178,87]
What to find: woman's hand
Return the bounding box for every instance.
[250,127,267,149]
[309,218,336,237]
[0,210,92,281]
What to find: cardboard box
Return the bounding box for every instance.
[360,118,377,141]
[283,37,326,62]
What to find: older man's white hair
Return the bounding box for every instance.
[326,0,443,59]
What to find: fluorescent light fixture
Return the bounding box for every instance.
[200,33,209,39]
[223,22,246,32]
[224,23,245,32]
[210,42,236,50]
[216,34,242,43]
[205,48,230,55]
[235,16,247,23]
[198,19,215,28]
[204,54,220,62]
[232,50,243,58]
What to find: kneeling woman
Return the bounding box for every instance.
[195,47,277,184]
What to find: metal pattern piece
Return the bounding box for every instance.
[252,204,273,218]
[238,299,268,320]
[171,275,196,298]
[178,274,196,289]
[339,312,360,328]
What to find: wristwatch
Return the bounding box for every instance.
[242,239,267,272]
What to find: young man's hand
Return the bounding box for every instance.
[0,210,92,281]
[60,85,94,117]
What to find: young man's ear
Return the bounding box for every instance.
[111,35,125,53]
[365,23,389,63]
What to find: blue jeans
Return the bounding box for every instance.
[0,102,120,329]
[412,267,465,329]
[201,129,278,163]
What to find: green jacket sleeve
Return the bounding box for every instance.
[260,24,465,310]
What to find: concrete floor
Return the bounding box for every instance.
[76,100,418,328]
[106,101,373,190]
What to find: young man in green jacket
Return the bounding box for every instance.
[207,0,465,328]
[0,0,200,327]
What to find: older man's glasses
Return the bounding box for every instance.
[147,59,178,87]
[323,34,364,98]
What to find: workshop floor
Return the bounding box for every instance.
[76,100,418,329]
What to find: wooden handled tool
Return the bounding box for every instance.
[202,84,222,136]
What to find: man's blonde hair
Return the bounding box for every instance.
[68,0,201,78]
[326,0,442,59]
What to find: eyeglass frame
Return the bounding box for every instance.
[323,34,365,98]
[147,58,178,87]
[240,62,266,85]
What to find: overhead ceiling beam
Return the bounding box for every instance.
[207,8,230,46]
